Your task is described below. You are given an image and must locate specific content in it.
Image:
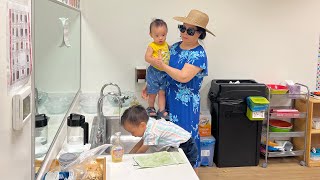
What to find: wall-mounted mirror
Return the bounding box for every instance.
[33,0,80,174]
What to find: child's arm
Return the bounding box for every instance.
[145,46,161,66]
[136,144,149,153]
[129,138,144,154]
[129,138,150,154]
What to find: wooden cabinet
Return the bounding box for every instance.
[296,97,320,167]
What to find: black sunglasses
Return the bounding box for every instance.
[178,25,198,36]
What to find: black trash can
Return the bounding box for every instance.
[209,79,267,167]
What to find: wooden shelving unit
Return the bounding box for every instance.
[296,97,320,167]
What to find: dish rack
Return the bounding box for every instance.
[261,83,309,168]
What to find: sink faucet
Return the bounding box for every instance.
[95,92,123,147]
[98,83,122,113]
[100,83,121,98]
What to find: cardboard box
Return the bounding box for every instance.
[199,111,212,137]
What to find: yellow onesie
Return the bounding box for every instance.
[149,42,170,70]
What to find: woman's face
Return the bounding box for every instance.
[180,23,201,44]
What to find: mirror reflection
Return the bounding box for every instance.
[34,0,80,173]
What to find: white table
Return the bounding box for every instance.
[103,149,199,180]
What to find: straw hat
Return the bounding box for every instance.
[173,9,215,36]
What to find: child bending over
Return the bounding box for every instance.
[120,105,198,167]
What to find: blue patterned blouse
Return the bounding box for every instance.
[166,41,208,167]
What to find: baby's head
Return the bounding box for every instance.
[149,19,168,45]
[121,105,149,137]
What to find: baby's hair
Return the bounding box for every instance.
[121,105,149,126]
[149,18,167,33]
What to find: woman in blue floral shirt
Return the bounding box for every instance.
[153,9,215,168]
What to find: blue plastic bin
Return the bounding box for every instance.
[200,136,215,166]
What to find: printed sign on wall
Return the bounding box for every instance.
[317,37,320,90]
[7,1,32,92]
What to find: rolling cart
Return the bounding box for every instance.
[261,83,309,168]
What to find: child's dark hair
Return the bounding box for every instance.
[121,105,149,126]
[149,19,167,33]
[197,26,207,40]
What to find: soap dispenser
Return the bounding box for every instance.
[111,132,124,163]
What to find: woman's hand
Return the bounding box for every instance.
[153,50,166,70]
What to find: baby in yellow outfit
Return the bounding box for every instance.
[144,19,170,119]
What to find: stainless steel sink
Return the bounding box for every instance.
[89,115,141,154]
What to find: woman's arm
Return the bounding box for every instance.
[129,138,144,154]
[160,62,201,83]
[153,52,202,83]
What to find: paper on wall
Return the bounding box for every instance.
[7,1,32,94]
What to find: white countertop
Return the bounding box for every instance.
[102,149,199,180]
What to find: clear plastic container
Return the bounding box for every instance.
[200,136,215,166]
[58,152,78,170]
[312,118,320,129]
[35,114,48,145]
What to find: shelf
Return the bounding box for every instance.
[262,150,304,158]
[269,112,306,119]
[311,129,320,134]
[309,159,320,167]
[49,0,80,12]
[309,97,320,103]
[270,94,308,100]
[262,131,305,138]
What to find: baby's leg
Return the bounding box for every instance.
[148,94,157,108]
[158,90,166,115]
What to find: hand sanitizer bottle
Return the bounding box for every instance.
[111,132,124,163]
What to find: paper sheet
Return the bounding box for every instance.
[133,151,187,168]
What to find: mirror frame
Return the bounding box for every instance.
[32,0,81,178]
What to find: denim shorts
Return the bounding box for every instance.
[179,137,198,167]
[146,66,167,94]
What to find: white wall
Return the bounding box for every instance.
[0,0,32,179]
[81,0,320,110]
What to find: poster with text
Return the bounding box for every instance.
[7,1,32,93]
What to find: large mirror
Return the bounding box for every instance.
[33,0,80,173]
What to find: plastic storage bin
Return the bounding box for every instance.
[246,107,265,121]
[200,136,215,167]
[310,148,320,161]
[246,96,269,112]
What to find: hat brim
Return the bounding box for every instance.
[173,16,215,36]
